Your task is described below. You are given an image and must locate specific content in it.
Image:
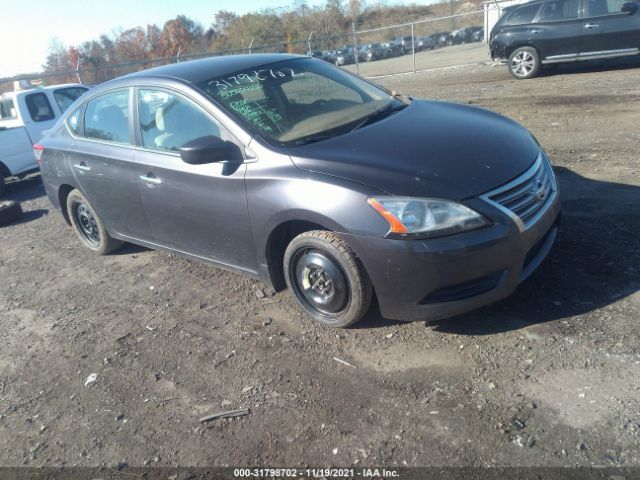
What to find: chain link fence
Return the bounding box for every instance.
[1,8,497,93]
[348,9,488,78]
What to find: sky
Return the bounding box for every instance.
[0,0,327,78]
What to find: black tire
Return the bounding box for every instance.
[0,200,23,226]
[0,173,6,198]
[66,189,122,255]
[283,230,373,328]
[508,47,541,80]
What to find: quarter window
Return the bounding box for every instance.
[25,92,55,122]
[53,87,88,113]
[67,106,82,135]
[84,90,131,144]
[507,3,542,24]
[138,89,221,152]
[536,0,579,21]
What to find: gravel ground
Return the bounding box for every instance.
[0,57,639,470]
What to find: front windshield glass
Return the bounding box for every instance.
[197,57,395,146]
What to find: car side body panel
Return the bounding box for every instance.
[490,0,640,66]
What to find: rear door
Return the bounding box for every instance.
[580,0,640,55]
[531,0,582,60]
[132,87,256,270]
[69,88,152,240]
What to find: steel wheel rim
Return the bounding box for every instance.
[511,51,535,77]
[291,249,350,317]
[72,201,100,247]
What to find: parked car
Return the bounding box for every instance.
[382,41,404,57]
[332,48,356,66]
[38,54,560,328]
[391,36,415,53]
[308,50,333,63]
[469,26,485,42]
[434,31,453,47]
[490,0,640,79]
[448,28,468,45]
[0,84,88,194]
[416,35,436,51]
[360,43,387,61]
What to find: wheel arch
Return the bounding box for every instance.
[506,43,541,61]
[57,184,77,226]
[0,161,11,179]
[264,219,331,291]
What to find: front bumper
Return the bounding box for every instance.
[342,186,561,322]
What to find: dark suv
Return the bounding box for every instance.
[490,0,640,79]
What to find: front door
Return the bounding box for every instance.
[133,88,256,272]
[531,0,582,60]
[580,0,640,56]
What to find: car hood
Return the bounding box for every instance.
[288,100,540,200]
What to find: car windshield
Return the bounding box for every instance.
[198,57,398,146]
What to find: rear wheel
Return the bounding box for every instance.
[66,189,122,255]
[508,47,541,79]
[284,231,372,328]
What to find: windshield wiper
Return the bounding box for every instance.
[350,101,407,132]
[288,133,337,147]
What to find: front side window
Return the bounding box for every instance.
[536,0,579,21]
[84,90,131,144]
[25,92,55,122]
[54,87,88,113]
[198,58,394,146]
[507,3,542,24]
[138,89,221,152]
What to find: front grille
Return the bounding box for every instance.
[484,154,557,230]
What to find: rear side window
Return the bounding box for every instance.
[54,87,88,113]
[84,90,131,144]
[536,0,579,21]
[586,0,626,15]
[25,92,55,122]
[507,3,542,24]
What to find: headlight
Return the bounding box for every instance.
[367,197,489,238]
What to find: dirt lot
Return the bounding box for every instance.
[1,56,640,471]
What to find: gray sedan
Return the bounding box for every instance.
[37,54,560,328]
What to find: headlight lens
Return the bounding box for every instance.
[367,197,489,238]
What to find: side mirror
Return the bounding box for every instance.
[622,1,638,13]
[179,135,242,165]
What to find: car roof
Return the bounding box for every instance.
[122,53,303,85]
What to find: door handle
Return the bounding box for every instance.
[73,163,91,172]
[139,174,162,185]
[584,23,599,28]
[530,29,540,34]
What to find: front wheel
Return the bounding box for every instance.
[66,189,122,255]
[284,231,372,328]
[508,47,541,79]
